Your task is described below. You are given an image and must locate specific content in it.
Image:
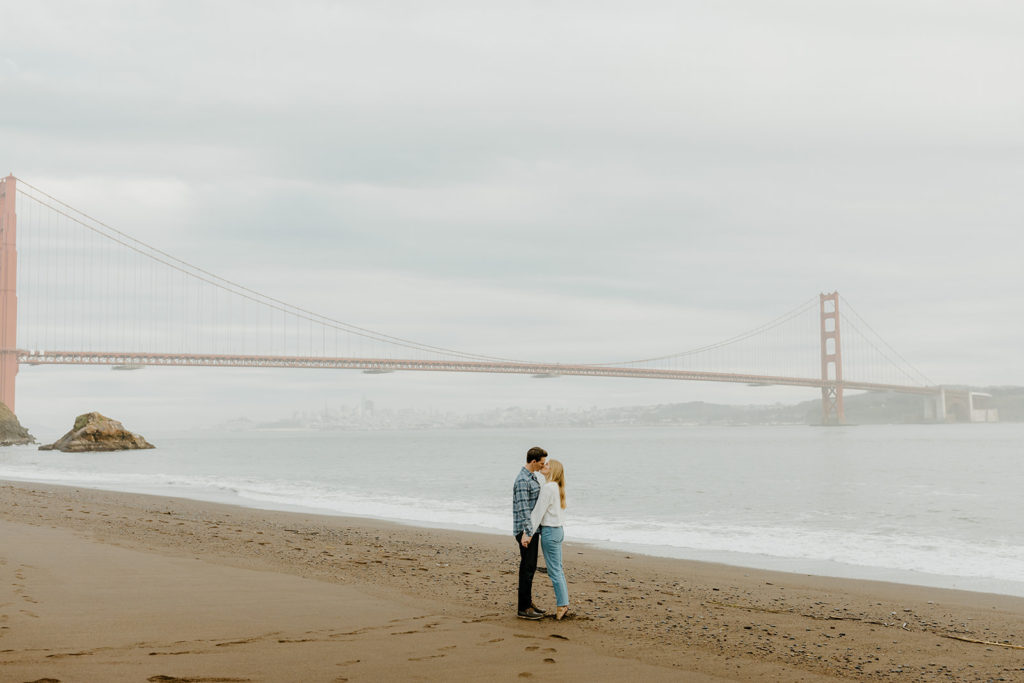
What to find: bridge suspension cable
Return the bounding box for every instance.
[8,177,933,393]
[838,295,933,387]
[15,179,529,364]
[599,297,819,365]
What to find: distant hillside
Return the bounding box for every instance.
[756,386,1023,425]
[792,392,932,425]
[218,386,1024,431]
[545,386,1024,426]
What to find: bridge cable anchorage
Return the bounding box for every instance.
[594,297,819,366]
[14,179,533,364]
[838,295,933,387]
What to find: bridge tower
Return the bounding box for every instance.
[819,291,843,425]
[0,175,18,413]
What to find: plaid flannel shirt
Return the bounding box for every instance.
[512,466,541,536]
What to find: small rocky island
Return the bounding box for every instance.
[40,412,155,452]
[0,402,35,446]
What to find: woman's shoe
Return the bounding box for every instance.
[555,606,572,620]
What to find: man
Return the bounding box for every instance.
[513,446,548,620]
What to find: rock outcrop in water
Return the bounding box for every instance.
[40,412,155,452]
[0,402,35,446]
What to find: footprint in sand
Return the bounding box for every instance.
[543,657,556,663]
[215,638,259,647]
[147,676,251,682]
[517,673,533,678]
[524,645,539,651]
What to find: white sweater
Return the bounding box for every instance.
[530,481,565,530]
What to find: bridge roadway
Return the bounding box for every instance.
[16,349,938,396]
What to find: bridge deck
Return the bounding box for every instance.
[14,350,938,395]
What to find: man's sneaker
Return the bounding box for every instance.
[530,603,547,615]
[517,608,544,620]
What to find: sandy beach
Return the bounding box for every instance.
[1,480,1022,682]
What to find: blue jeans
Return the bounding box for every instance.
[540,526,568,607]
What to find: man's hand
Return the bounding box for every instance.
[520,535,532,547]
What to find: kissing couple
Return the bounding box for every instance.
[512,446,571,621]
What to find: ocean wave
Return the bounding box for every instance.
[2,451,1022,594]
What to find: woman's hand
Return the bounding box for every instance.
[520,535,532,547]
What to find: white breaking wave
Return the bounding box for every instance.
[2,462,1022,592]
[3,424,1023,596]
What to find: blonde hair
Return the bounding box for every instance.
[546,459,567,509]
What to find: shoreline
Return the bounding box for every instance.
[3,472,1021,600]
[3,479,1024,681]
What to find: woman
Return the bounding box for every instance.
[527,459,570,620]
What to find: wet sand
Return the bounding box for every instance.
[2,480,1022,682]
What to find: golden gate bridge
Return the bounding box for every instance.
[0,175,987,424]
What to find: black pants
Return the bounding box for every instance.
[516,530,540,611]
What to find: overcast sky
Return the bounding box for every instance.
[3,1,1023,433]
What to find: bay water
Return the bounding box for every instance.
[1,424,1021,596]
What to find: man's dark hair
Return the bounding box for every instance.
[526,446,548,463]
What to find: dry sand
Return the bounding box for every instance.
[1,480,1022,682]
